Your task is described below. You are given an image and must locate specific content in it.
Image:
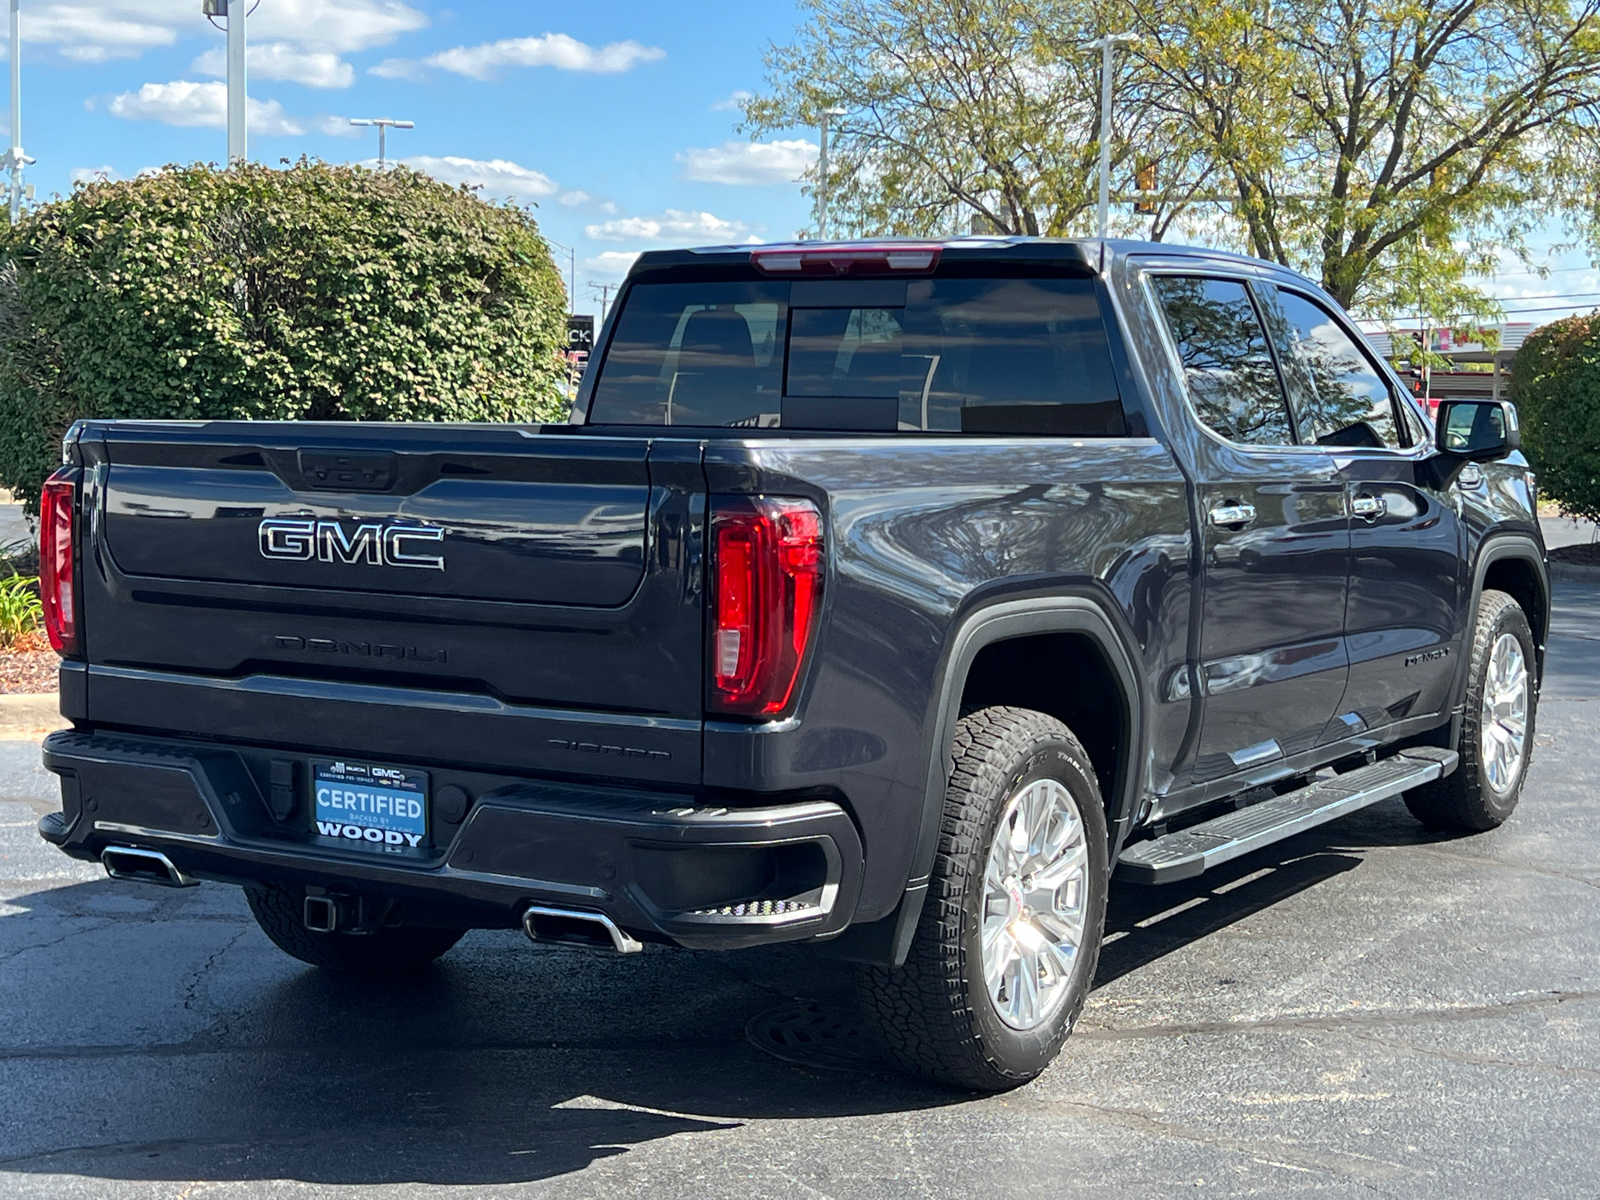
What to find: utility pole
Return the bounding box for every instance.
[588,281,618,319]
[202,0,247,165]
[1082,33,1137,239]
[3,0,33,223]
[816,106,845,239]
[349,118,414,168]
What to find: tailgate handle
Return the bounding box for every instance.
[297,450,398,492]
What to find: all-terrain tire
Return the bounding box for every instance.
[856,706,1109,1091]
[244,882,466,974]
[1405,589,1537,832]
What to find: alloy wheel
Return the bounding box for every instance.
[980,777,1090,1031]
[1479,631,1530,794]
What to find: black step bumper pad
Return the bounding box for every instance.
[38,730,864,950]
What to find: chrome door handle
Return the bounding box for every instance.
[1351,493,1387,521]
[1209,502,1256,527]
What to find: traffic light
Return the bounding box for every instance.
[1134,161,1157,214]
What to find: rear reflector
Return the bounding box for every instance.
[709,496,824,718]
[750,243,943,276]
[39,468,78,656]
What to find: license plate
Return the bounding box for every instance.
[311,759,428,853]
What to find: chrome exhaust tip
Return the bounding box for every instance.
[522,905,643,954]
[101,846,199,888]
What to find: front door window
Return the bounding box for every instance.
[1256,285,1403,450]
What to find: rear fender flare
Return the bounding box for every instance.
[908,594,1147,891]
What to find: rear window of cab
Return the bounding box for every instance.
[586,275,1132,436]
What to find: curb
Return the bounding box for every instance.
[0,692,66,736]
[1549,562,1600,584]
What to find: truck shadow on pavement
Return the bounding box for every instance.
[1097,795,1470,986]
[0,797,1467,1188]
[0,880,956,1188]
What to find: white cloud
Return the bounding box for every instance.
[558,190,619,214]
[711,89,753,112]
[375,32,664,82]
[27,4,176,62]
[245,0,428,52]
[585,208,761,244]
[585,251,642,279]
[315,114,365,137]
[28,0,425,65]
[678,140,817,186]
[70,165,120,185]
[108,81,304,137]
[193,42,354,89]
[368,58,425,81]
[400,155,559,204]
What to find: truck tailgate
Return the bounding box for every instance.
[76,423,706,785]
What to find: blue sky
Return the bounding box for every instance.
[9,0,814,319]
[4,0,1595,328]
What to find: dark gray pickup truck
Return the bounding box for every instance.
[36,237,1546,1090]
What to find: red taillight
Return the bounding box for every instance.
[39,469,78,656]
[750,242,943,276]
[709,496,824,717]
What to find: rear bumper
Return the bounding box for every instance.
[39,729,863,951]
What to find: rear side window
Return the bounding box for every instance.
[1150,275,1295,446]
[587,274,1129,435]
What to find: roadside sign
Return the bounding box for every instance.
[567,315,595,355]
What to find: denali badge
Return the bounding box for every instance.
[258,518,445,570]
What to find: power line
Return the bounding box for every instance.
[1479,302,1600,316]
[1474,288,1600,302]
[1482,264,1600,278]
[1353,288,1600,325]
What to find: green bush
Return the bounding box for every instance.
[1509,314,1600,521]
[0,160,569,513]
[0,575,41,648]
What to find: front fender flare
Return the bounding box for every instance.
[1445,533,1549,746]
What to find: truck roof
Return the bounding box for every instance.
[626,237,1290,280]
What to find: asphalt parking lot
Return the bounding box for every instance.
[1,586,1597,1199]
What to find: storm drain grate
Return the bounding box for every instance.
[745,1000,885,1072]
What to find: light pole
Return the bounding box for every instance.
[350,118,415,168]
[202,0,248,165]
[546,238,578,315]
[816,105,845,240]
[3,0,34,223]
[1082,32,1138,239]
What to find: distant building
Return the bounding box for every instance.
[1360,323,1534,413]
[1363,322,1534,358]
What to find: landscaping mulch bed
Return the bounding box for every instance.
[1550,542,1600,566]
[0,629,59,694]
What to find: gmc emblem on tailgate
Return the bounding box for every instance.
[259,518,446,571]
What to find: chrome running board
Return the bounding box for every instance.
[1118,747,1458,884]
